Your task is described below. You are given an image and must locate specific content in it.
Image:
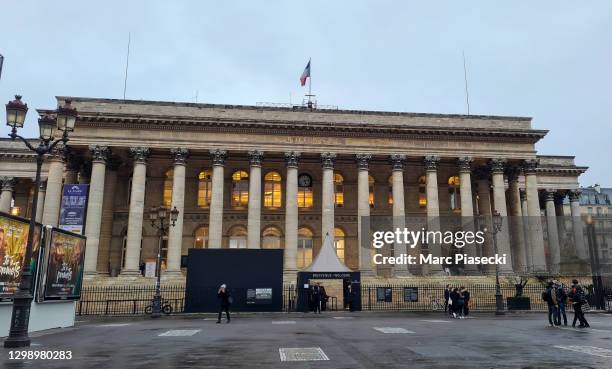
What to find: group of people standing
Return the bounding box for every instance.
[444,285,471,319]
[309,282,329,313]
[542,279,590,328]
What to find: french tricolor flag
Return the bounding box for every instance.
[300,59,311,87]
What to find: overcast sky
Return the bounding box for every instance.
[1,1,610,186]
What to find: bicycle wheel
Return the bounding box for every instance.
[145,305,153,315]
[162,304,173,315]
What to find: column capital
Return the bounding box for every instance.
[284,151,301,168]
[568,189,581,202]
[505,166,522,182]
[89,145,110,164]
[47,143,67,162]
[209,149,227,166]
[248,150,264,167]
[171,147,190,165]
[457,156,473,173]
[488,158,507,174]
[129,147,151,164]
[0,177,16,192]
[321,152,336,169]
[355,153,372,170]
[544,189,556,202]
[423,155,439,171]
[522,159,539,175]
[389,154,406,171]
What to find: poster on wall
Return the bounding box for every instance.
[42,228,86,300]
[0,212,43,301]
[58,184,89,235]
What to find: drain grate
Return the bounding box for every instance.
[373,327,415,334]
[158,329,201,337]
[279,347,329,361]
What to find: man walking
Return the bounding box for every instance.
[542,281,559,326]
[312,283,322,314]
[555,281,568,326]
[569,279,590,328]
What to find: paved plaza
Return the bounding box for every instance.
[2,312,612,368]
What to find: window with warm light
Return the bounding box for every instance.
[262,226,283,249]
[194,227,209,248]
[418,175,427,208]
[229,226,247,249]
[231,171,249,208]
[9,207,20,216]
[163,169,173,207]
[369,175,375,208]
[448,175,461,211]
[334,173,344,207]
[264,172,282,208]
[297,227,313,269]
[197,170,212,208]
[334,227,345,263]
[298,174,314,209]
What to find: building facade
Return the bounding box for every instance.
[0,97,591,282]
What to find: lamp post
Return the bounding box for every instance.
[148,205,179,318]
[3,95,76,348]
[492,210,505,316]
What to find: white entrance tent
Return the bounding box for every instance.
[303,233,350,273]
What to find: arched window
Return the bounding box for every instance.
[264,172,282,208]
[229,226,247,249]
[418,175,427,208]
[297,227,313,269]
[334,227,345,263]
[198,170,212,208]
[369,175,375,208]
[298,173,313,209]
[163,169,173,207]
[334,173,344,207]
[387,176,393,206]
[231,171,249,208]
[262,226,283,249]
[194,226,209,248]
[448,175,461,211]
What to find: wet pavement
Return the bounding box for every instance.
[2,311,612,368]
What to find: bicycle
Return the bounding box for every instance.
[429,296,446,311]
[145,298,173,315]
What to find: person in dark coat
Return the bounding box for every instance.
[216,284,231,323]
[555,281,568,326]
[311,283,322,314]
[449,288,462,318]
[444,284,451,314]
[461,287,470,317]
[569,279,589,328]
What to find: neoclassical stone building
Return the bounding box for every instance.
[0,97,589,282]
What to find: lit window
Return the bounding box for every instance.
[298,174,314,209]
[264,172,282,208]
[262,226,283,249]
[297,227,313,269]
[229,226,247,249]
[334,227,345,263]
[418,175,427,208]
[198,171,212,208]
[163,169,173,207]
[334,173,344,207]
[369,175,375,208]
[194,227,208,248]
[231,171,249,208]
[448,175,461,212]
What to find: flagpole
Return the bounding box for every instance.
[308,58,312,105]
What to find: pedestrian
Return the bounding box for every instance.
[216,283,231,324]
[449,288,462,318]
[444,284,451,314]
[542,281,558,326]
[555,281,568,326]
[312,283,322,314]
[461,286,470,317]
[569,279,590,328]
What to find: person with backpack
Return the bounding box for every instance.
[555,281,568,326]
[216,283,231,324]
[542,281,559,326]
[569,279,590,328]
[461,286,471,317]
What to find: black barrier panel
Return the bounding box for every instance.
[184,249,283,313]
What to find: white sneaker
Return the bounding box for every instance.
[452,312,457,318]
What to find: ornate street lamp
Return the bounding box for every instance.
[148,205,179,318]
[492,210,505,316]
[4,96,75,348]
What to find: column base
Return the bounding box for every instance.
[118,269,142,278]
[161,270,185,282]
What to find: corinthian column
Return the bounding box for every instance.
[284,152,300,277]
[247,150,264,249]
[0,177,16,212]
[489,159,513,273]
[568,190,588,261]
[458,157,478,273]
[356,154,373,275]
[424,155,442,273]
[121,147,150,276]
[83,145,110,276]
[523,159,547,272]
[42,146,66,227]
[544,189,561,273]
[208,149,227,248]
[390,154,410,276]
[321,152,336,241]
[166,148,189,275]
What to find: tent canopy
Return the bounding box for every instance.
[303,233,351,273]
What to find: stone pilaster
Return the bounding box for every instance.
[166,148,189,276]
[208,149,227,249]
[356,154,373,275]
[83,145,110,276]
[321,152,336,242]
[284,151,300,278]
[121,147,150,276]
[0,177,16,212]
[247,150,264,249]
